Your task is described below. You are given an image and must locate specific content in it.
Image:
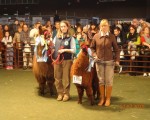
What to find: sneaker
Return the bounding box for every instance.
[148,73,150,76]
[23,66,28,70]
[6,66,10,70]
[9,66,13,70]
[63,94,70,102]
[57,95,63,101]
[143,73,147,77]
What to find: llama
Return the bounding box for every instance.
[71,44,99,105]
[32,35,55,96]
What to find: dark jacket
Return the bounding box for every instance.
[90,32,120,62]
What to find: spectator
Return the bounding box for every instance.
[87,22,98,46]
[19,20,25,28]
[13,26,23,67]
[0,24,3,67]
[68,24,75,37]
[1,31,14,70]
[74,25,86,57]
[139,19,150,28]
[121,22,131,35]
[0,24,3,40]
[45,20,52,28]
[30,22,41,56]
[111,20,122,33]
[126,25,141,76]
[131,18,142,34]
[140,26,150,77]
[113,26,126,47]
[30,22,40,42]
[20,24,32,70]
[10,19,20,37]
[52,21,60,39]
[3,24,12,36]
[0,24,3,50]
[113,26,127,69]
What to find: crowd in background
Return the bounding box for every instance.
[0,18,150,76]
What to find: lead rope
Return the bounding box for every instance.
[49,46,64,65]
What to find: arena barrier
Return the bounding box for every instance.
[0,42,150,75]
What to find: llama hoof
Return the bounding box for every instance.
[23,66,28,70]
[78,101,82,104]
[50,92,56,96]
[38,91,45,96]
[90,101,95,106]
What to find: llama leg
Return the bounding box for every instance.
[86,87,94,105]
[92,65,100,100]
[92,79,96,100]
[39,83,45,95]
[38,78,46,96]
[47,80,55,96]
[76,86,84,104]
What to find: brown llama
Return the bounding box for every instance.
[32,40,55,96]
[71,44,99,105]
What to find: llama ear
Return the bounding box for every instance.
[81,44,88,53]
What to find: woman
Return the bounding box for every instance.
[53,20,76,102]
[140,26,150,77]
[3,24,13,37]
[0,24,3,66]
[74,25,87,57]
[90,19,120,106]
[87,22,98,46]
[126,25,141,76]
[13,26,23,67]
[21,24,32,70]
[1,31,14,70]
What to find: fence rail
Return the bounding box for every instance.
[0,42,150,75]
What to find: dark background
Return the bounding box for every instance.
[0,0,149,19]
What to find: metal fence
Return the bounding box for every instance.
[0,42,150,75]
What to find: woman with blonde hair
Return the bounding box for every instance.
[90,19,120,106]
[52,20,76,102]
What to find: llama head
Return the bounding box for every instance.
[80,43,88,55]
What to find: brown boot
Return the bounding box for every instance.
[105,86,112,107]
[98,85,105,106]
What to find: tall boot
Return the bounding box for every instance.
[105,86,112,107]
[98,85,105,106]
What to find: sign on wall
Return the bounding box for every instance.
[80,19,89,26]
[32,17,43,24]
[0,17,8,25]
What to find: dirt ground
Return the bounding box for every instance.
[0,69,150,120]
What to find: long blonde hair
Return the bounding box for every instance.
[56,20,70,38]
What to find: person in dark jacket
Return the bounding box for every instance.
[90,19,120,107]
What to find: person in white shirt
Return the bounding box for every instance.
[1,31,14,70]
